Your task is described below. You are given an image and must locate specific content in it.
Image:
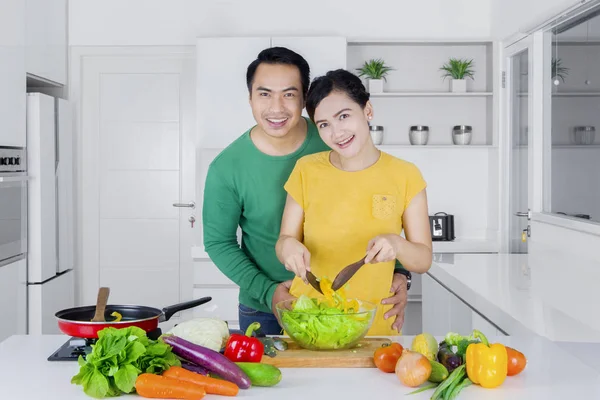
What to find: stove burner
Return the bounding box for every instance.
[47,328,163,361]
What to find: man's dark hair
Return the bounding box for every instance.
[246,47,310,99]
[306,69,370,122]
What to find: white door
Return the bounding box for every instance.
[80,53,197,327]
[504,38,534,253]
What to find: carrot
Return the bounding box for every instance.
[163,366,239,396]
[135,373,206,400]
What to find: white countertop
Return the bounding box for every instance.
[428,253,600,342]
[1,334,599,399]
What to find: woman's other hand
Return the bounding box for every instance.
[364,234,401,264]
[279,237,311,282]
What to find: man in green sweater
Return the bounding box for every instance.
[202,47,411,334]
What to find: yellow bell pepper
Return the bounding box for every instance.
[466,330,508,388]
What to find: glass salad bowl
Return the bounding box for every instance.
[275,296,376,351]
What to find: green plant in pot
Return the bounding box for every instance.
[440,58,475,93]
[551,57,569,85]
[356,58,394,93]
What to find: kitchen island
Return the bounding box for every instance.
[425,253,600,342]
[1,333,599,399]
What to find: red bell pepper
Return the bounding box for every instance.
[224,322,264,362]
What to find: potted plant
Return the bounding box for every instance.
[440,58,475,93]
[552,57,569,85]
[356,58,394,93]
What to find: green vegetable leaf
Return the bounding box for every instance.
[114,364,140,394]
[72,326,179,398]
[282,295,370,349]
[85,369,110,399]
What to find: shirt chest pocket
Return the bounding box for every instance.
[372,194,397,220]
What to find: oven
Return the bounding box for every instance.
[0,147,28,266]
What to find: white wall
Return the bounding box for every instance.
[69,0,491,45]
[491,0,581,40]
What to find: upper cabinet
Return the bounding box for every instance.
[25,0,67,85]
[270,37,347,83]
[0,0,26,147]
[196,37,272,150]
[196,36,347,150]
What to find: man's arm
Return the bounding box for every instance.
[202,164,278,310]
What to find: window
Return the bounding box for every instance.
[546,9,600,224]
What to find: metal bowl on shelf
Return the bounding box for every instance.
[570,126,595,145]
[452,125,472,145]
[409,125,429,145]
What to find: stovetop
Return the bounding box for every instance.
[47,328,163,362]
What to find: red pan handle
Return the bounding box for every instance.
[160,297,212,322]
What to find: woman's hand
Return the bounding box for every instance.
[278,236,312,283]
[364,234,401,264]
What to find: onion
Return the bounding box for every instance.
[395,349,432,387]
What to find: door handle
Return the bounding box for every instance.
[173,201,195,209]
[515,210,531,219]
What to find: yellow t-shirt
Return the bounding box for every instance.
[284,150,427,336]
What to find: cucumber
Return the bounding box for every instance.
[428,359,449,383]
[235,362,282,387]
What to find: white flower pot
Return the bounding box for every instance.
[450,79,467,93]
[368,79,384,93]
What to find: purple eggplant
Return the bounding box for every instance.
[163,335,251,389]
[437,341,463,372]
[181,361,209,376]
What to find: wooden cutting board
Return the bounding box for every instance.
[259,338,392,368]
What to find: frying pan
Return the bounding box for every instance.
[55,297,212,339]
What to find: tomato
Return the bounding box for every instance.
[506,346,527,376]
[374,342,404,373]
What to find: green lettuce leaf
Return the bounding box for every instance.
[282,295,370,349]
[71,326,179,398]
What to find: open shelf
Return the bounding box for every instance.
[552,144,600,148]
[378,144,496,150]
[520,92,600,97]
[552,92,600,97]
[370,92,493,98]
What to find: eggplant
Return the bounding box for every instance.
[437,341,462,372]
[163,335,252,389]
[181,361,209,376]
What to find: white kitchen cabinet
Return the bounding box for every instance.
[0,258,27,343]
[0,0,26,147]
[196,36,347,149]
[270,36,347,84]
[196,37,271,149]
[422,273,505,337]
[25,0,67,85]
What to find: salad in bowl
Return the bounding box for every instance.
[275,278,376,350]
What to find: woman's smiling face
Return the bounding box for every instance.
[313,90,374,159]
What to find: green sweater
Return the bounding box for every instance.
[202,118,406,314]
[202,119,329,313]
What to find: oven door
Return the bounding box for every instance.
[0,174,28,263]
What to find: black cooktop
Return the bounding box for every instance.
[47,328,163,362]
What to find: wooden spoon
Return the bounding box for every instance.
[331,257,367,291]
[91,287,110,322]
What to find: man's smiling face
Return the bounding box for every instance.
[249,63,305,139]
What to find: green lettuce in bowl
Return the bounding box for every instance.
[276,296,376,350]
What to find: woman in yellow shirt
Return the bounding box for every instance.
[275,69,432,336]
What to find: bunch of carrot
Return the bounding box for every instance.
[135,365,239,400]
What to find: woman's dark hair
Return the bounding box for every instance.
[306,69,370,122]
[246,47,310,99]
